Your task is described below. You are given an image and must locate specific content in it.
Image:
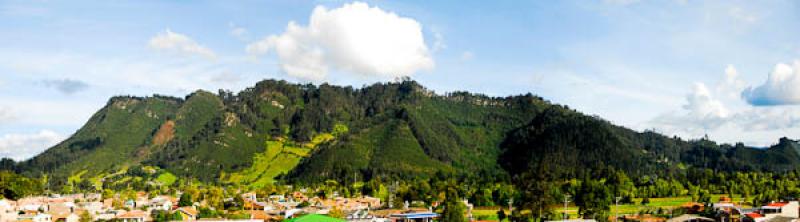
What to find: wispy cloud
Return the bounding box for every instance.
[228,22,249,41]
[431,28,446,53]
[41,78,89,94]
[149,29,217,59]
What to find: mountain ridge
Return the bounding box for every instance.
[3,78,799,189]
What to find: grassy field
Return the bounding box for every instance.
[155,172,178,186]
[225,133,335,188]
[473,195,752,221]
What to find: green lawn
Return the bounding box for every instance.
[474,194,753,222]
[155,172,178,186]
[554,195,752,218]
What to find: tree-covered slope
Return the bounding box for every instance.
[8,79,800,189]
[17,96,182,186]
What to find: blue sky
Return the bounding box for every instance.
[1,0,800,160]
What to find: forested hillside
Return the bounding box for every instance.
[2,79,799,190]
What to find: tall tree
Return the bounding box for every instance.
[575,177,612,220]
[441,187,466,222]
[178,193,193,207]
[516,163,556,221]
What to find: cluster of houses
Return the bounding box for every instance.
[714,199,800,222]
[0,193,184,222]
[550,197,800,222]
[629,198,800,222]
[241,192,438,222]
[0,192,438,222]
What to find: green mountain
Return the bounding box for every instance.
[6,79,800,189]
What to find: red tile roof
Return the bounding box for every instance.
[746,213,763,218]
[767,202,789,207]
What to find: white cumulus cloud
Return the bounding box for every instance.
[685,82,729,119]
[648,63,800,145]
[0,130,65,161]
[716,65,746,99]
[149,29,217,59]
[741,60,800,106]
[246,1,434,81]
[650,82,730,136]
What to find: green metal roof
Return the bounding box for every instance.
[284,214,346,222]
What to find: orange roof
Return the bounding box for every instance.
[179,206,198,216]
[118,210,148,218]
[682,202,703,207]
[250,210,272,220]
[767,202,788,207]
[746,213,763,218]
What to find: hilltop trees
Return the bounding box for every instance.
[0,171,42,200]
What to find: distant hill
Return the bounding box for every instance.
[6,79,800,189]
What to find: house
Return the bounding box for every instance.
[135,198,149,210]
[17,213,52,222]
[177,206,198,221]
[51,212,79,222]
[48,202,75,215]
[268,195,285,203]
[84,194,102,202]
[79,202,104,215]
[744,201,800,222]
[389,212,438,222]
[124,200,136,209]
[665,214,714,222]
[149,196,174,211]
[761,202,799,219]
[241,193,265,211]
[250,210,273,222]
[116,210,148,222]
[745,213,766,222]
[0,199,18,222]
[94,210,119,221]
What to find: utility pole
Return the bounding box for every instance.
[508,198,513,213]
[563,195,571,220]
[615,196,622,222]
[388,181,398,209]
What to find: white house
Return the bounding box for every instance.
[116,210,148,222]
[0,199,18,222]
[762,202,799,218]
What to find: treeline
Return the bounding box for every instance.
[0,171,43,200]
